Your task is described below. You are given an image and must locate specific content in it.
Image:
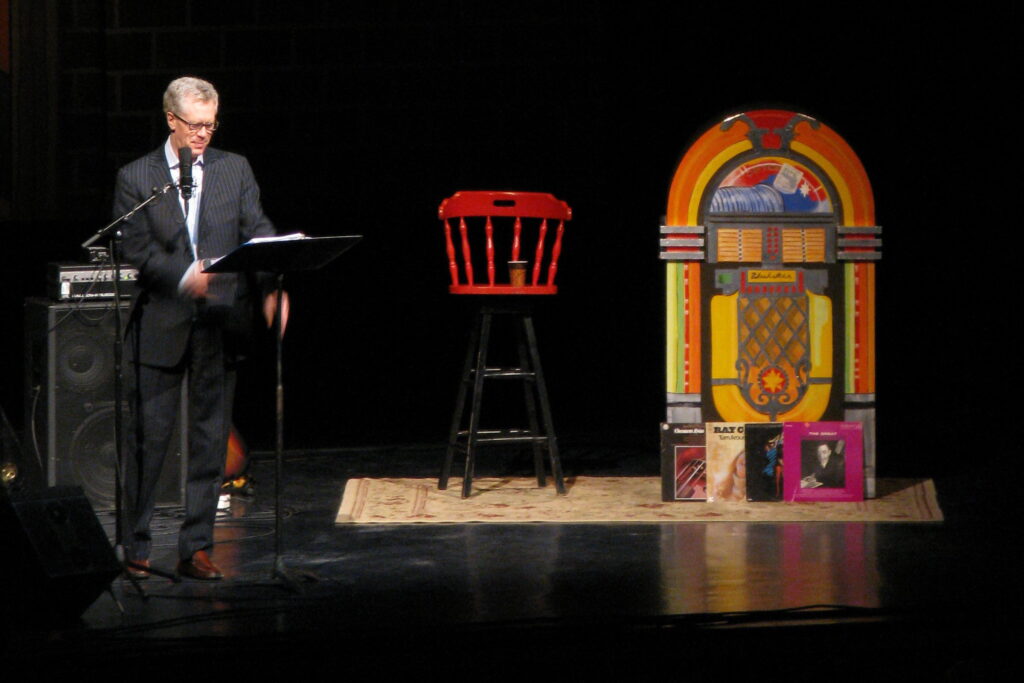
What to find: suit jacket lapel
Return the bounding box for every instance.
[147,148,189,246]
[196,148,221,239]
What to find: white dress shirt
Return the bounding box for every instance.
[164,137,204,257]
[165,138,207,292]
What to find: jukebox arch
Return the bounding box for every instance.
[660,109,880,493]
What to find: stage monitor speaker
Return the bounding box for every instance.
[0,486,122,626]
[23,298,187,511]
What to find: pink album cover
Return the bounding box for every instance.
[783,422,863,502]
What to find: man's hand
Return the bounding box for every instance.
[181,262,213,299]
[263,290,290,336]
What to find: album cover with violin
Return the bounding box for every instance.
[660,423,707,501]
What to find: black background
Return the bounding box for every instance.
[2,3,1011,483]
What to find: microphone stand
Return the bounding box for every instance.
[81,182,176,251]
[83,183,182,594]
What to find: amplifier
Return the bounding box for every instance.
[47,262,138,300]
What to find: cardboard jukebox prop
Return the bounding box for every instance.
[660,109,881,497]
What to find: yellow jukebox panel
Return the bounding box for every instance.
[710,268,832,422]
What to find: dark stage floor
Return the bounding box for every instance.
[3,435,1019,678]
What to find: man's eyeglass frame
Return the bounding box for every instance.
[171,111,219,132]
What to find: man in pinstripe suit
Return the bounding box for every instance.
[115,76,286,580]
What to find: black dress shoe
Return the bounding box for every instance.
[176,550,224,580]
[124,559,150,580]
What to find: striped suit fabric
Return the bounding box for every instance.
[115,145,275,563]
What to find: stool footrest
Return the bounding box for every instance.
[477,367,536,379]
[455,429,551,444]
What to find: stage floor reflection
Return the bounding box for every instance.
[5,437,1016,677]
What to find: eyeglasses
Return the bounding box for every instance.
[171,111,219,132]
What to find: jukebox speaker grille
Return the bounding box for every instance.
[736,293,810,420]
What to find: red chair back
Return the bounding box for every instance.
[439,191,572,295]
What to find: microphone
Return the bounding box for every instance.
[178,146,194,200]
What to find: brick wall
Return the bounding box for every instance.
[55,1,608,226]
[30,1,612,447]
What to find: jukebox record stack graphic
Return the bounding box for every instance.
[24,298,186,510]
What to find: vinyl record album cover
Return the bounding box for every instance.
[744,423,784,502]
[783,422,864,502]
[659,423,707,501]
[705,423,746,502]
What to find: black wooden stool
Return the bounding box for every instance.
[440,305,565,498]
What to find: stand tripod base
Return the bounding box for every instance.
[272,556,319,593]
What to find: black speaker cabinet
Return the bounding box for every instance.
[24,298,186,511]
[0,486,122,626]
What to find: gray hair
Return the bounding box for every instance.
[163,76,219,114]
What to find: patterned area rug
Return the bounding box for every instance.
[335,477,943,524]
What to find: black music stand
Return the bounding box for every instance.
[205,235,361,590]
